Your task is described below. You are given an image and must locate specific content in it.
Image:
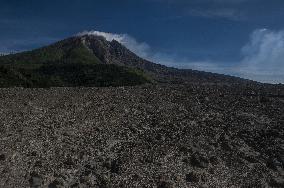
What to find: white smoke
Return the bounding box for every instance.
[77,30,151,58]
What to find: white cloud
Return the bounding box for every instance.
[236,29,284,83]
[78,29,284,84]
[77,31,151,58]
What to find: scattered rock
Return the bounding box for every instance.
[70,183,80,188]
[267,158,283,171]
[30,151,37,157]
[269,177,284,187]
[157,180,173,188]
[48,179,64,188]
[259,96,270,103]
[185,172,199,183]
[64,157,75,167]
[0,154,5,161]
[209,156,218,165]
[190,153,209,168]
[110,159,120,174]
[29,173,43,188]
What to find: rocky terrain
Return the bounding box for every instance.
[0,83,283,187]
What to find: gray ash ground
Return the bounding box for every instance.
[0,84,283,187]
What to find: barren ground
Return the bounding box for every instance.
[0,84,283,187]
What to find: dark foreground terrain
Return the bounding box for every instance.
[0,84,283,187]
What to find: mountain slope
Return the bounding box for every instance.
[0,63,150,88]
[76,34,254,84]
[0,36,151,87]
[0,34,254,88]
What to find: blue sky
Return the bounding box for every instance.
[0,0,284,83]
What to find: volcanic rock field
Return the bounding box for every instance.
[0,83,283,187]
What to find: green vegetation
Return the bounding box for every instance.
[0,40,151,88]
[0,63,150,88]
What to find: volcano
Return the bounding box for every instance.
[0,34,253,88]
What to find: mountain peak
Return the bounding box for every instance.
[77,33,110,43]
[76,30,126,43]
[76,33,127,50]
[70,33,138,66]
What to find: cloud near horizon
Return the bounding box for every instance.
[237,29,284,83]
[79,29,284,84]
